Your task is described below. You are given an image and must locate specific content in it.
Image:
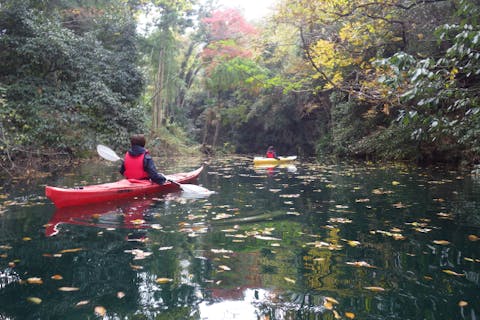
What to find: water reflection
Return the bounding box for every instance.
[0,158,479,319]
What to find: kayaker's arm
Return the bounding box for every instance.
[144,154,167,184]
[119,160,125,176]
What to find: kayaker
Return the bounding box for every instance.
[266,146,278,159]
[119,134,167,184]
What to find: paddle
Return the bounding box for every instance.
[96,144,213,196]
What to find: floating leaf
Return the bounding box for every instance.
[433,240,450,245]
[22,237,32,241]
[27,297,42,304]
[117,291,125,299]
[323,301,333,310]
[94,306,106,317]
[60,248,84,254]
[284,277,296,284]
[345,312,355,319]
[442,270,464,277]
[325,297,339,304]
[255,235,281,241]
[156,277,173,284]
[218,265,231,271]
[58,287,80,291]
[364,286,385,292]
[51,274,63,280]
[158,246,173,251]
[458,300,468,307]
[75,300,90,307]
[346,261,376,268]
[391,181,400,186]
[468,235,479,242]
[346,240,361,247]
[27,277,43,285]
[130,264,143,270]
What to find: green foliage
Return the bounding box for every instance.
[0,0,145,165]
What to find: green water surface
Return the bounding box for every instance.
[0,157,479,319]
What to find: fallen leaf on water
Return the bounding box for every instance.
[94,306,106,317]
[75,300,89,307]
[117,291,125,299]
[468,235,479,242]
[218,265,231,271]
[130,219,145,225]
[442,270,464,277]
[156,277,173,284]
[255,235,281,241]
[27,277,43,284]
[458,300,468,307]
[58,287,80,291]
[433,240,450,245]
[346,240,361,247]
[364,286,385,292]
[345,312,355,319]
[158,246,173,251]
[346,261,376,268]
[59,248,84,254]
[22,237,32,241]
[284,277,296,284]
[391,181,400,186]
[51,274,63,280]
[130,264,143,270]
[323,301,333,310]
[27,297,42,304]
[325,296,339,304]
[333,310,341,319]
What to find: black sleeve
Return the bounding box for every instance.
[144,154,166,184]
[119,160,125,176]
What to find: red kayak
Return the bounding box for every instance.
[45,166,203,208]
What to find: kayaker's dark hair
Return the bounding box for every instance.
[130,134,146,147]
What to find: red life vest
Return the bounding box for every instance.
[266,151,275,158]
[123,151,149,179]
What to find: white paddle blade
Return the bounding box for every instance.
[97,144,121,162]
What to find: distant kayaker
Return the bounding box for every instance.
[266,146,278,159]
[119,134,167,184]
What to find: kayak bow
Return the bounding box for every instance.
[45,166,203,208]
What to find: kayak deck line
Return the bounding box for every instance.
[46,166,204,208]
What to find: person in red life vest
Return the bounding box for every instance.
[119,134,166,184]
[266,146,278,159]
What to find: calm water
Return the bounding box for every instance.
[0,156,479,319]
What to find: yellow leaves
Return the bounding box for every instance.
[364,286,385,292]
[433,240,450,245]
[458,301,468,307]
[27,277,43,285]
[59,248,84,254]
[51,274,63,280]
[94,306,107,317]
[345,312,356,319]
[156,278,173,284]
[442,270,465,277]
[58,287,80,291]
[284,277,296,284]
[468,234,479,241]
[75,300,90,307]
[218,265,231,271]
[27,297,42,304]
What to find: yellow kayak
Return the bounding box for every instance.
[253,156,297,165]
